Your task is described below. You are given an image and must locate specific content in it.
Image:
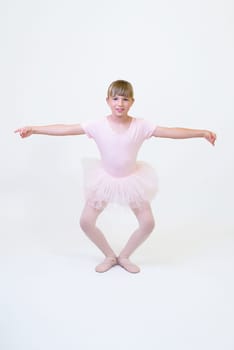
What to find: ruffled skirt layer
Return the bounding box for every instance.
[82,159,158,210]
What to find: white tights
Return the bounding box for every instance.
[80,201,155,272]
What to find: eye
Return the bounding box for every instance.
[123,98,129,101]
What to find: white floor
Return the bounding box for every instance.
[0,226,233,350]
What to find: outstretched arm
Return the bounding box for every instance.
[14,124,85,138]
[153,126,216,146]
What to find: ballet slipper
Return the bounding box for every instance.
[95,257,117,273]
[117,257,140,273]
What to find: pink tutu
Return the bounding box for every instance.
[82,159,158,209]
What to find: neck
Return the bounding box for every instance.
[109,114,131,123]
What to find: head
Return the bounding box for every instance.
[107,80,134,100]
[106,80,135,117]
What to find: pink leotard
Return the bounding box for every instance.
[81,117,158,208]
[82,117,156,176]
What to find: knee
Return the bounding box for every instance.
[80,215,94,232]
[140,217,155,235]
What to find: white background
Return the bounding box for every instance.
[0,0,234,349]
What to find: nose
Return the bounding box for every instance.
[117,98,123,106]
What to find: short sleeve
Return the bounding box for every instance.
[139,119,157,139]
[80,120,99,138]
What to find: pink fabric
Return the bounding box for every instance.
[81,117,156,177]
[81,117,158,208]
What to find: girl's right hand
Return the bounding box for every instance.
[14,127,33,138]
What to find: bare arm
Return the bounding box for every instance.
[14,124,85,138]
[153,126,216,146]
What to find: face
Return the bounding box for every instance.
[106,95,134,118]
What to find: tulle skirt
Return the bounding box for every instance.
[82,159,158,209]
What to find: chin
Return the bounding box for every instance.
[116,112,125,117]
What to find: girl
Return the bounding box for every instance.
[15,80,216,273]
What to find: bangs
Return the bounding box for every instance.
[107,80,134,98]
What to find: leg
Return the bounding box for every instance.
[80,201,117,272]
[118,202,155,273]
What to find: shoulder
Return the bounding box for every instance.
[81,118,106,138]
[134,118,157,138]
[134,117,154,126]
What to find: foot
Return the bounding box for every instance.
[95,257,117,273]
[117,257,140,273]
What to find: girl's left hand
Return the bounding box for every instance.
[204,131,217,146]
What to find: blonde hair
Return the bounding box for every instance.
[107,80,134,99]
